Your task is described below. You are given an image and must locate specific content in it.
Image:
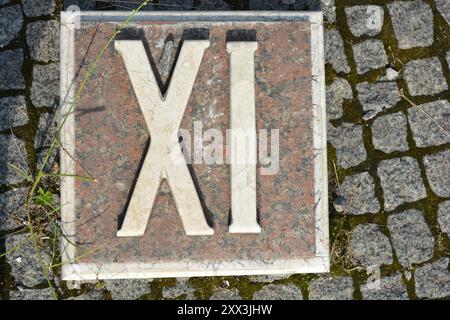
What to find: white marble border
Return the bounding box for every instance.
[60,11,329,281]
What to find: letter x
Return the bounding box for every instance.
[115,40,213,237]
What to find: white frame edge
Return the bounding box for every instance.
[59,11,329,281]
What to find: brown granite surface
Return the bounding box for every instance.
[73,21,315,263]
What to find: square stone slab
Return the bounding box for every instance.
[60,11,328,280]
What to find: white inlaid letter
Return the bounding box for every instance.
[115,40,213,237]
[227,41,261,233]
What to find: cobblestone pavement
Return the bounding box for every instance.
[0,0,449,300]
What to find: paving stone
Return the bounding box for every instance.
[0,5,22,48]
[328,123,367,169]
[31,63,59,108]
[388,0,434,49]
[0,134,29,185]
[345,5,384,37]
[253,284,302,300]
[5,233,53,287]
[27,20,59,62]
[423,149,450,197]
[356,81,401,120]
[104,279,151,300]
[0,96,28,131]
[308,276,354,300]
[162,279,195,300]
[371,112,409,153]
[404,58,448,96]
[0,0,10,5]
[407,100,450,147]
[350,224,393,268]
[353,40,388,74]
[377,157,427,211]
[34,113,58,149]
[387,209,434,267]
[361,273,408,300]
[435,0,450,25]
[0,187,28,231]
[334,172,380,215]
[10,288,56,300]
[0,49,25,90]
[325,29,350,74]
[326,77,352,120]
[321,0,336,23]
[415,258,450,299]
[64,0,96,9]
[210,289,242,300]
[438,200,450,236]
[22,0,56,17]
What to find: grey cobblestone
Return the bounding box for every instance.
[308,276,354,300]
[404,57,448,96]
[162,279,195,300]
[435,0,450,25]
[415,258,450,299]
[438,200,450,236]
[31,63,59,108]
[157,0,194,10]
[0,187,28,231]
[321,0,336,23]
[104,279,151,300]
[210,289,242,300]
[377,157,427,211]
[356,81,401,120]
[22,0,56,17]
[0,96,28,131]
[0,134,29,185]
[352,40,388,74]
[345,5,384,37]
[64,0,96,10]
[34,113,57,149]
[27,20,59,63]
[36,147,58,174]
[388,0,434,49]
[387,209,434,267]
[326,77,352,120]
[407,100,450,147]
[334,172,380,215]
[361,273,408,300]
[371,112,409,153]
[326,29,350,74]
[5,233,53,287]
[196,0,230,10]
[0,0,9,6]
[253,284,302,300]
[423,149,450,197]
[66,290,104,300]
[350,224,393,268]
[0,49,25,90]
[10,288,55,300]
[328,123,367,169]
[0,5,22,48]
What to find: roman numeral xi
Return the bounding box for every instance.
[115,38,261,237]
